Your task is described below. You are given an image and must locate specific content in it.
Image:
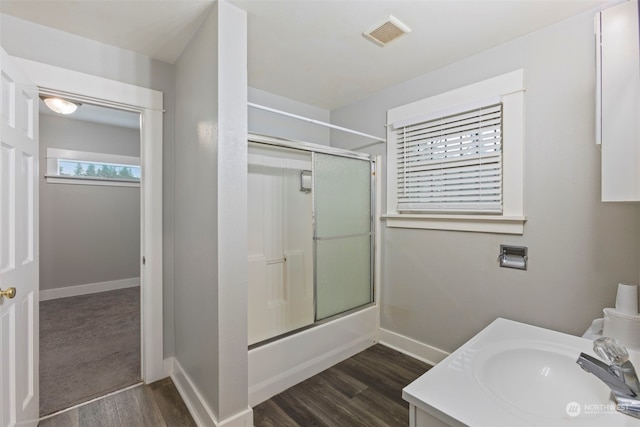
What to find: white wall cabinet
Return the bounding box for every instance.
[597,0,640,201]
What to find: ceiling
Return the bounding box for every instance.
[2,0,608,110]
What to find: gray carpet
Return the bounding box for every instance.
[40,287,141,416]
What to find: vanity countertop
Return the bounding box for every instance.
[403,318,640,427]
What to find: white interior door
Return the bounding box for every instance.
[0,48,39,427]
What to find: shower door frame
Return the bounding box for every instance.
[248,133,376,348]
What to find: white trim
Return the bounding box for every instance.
[15,57,164,384]
[171,358,253,427]
[386,70,525,234]
[391,95,502,129]
[378,328,449,366]
[387,70,524,125]
[163,357,175,378]
[248,306,377,406]
[14,58,162,111]
[383,214,526,235]
[501,90,525,217]
[217,409,254,427]
[39,278,140,301]
[171,358,216,427]
[44,176,140,187]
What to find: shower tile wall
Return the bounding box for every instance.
[248,147,314,345]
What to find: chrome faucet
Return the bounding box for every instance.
[577,337,640,419]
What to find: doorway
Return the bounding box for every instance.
[11,56,165,424]
[38,100,143,415]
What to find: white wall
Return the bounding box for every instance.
[1,13,178,357]
[39,114,140,291]
[173,1,249,424]
[331,8,640,353]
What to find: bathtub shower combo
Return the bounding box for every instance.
[247,134,375,347]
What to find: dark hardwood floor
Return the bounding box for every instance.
[39,344,429,427]
[38,378,196,427]
[253,344,431,427]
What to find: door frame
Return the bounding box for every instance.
[14,57,165,384]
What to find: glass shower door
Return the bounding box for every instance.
[313,153,373,321]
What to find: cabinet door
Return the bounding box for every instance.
[599,0,640,201]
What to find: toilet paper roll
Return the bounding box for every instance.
[615,283,639,315]
[603,308,640,349]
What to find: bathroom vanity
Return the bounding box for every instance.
[403,318,640,427]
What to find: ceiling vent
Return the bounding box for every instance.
[363,15,412,47]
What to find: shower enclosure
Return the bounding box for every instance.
[247,135,375,346]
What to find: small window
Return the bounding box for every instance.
[395,102,503,214]
[58,160,140,181]
[385,70,526,234]
[46,148,140,187]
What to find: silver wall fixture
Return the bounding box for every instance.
[300,170,312,193]
[499,245,528,270]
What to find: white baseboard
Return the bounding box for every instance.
[378,328,449,366]
[163,357,175,378]
[39,277,140,301]
[217,409,254,427]
[170,357,253,427]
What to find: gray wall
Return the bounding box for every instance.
[1,13,177,357]
[40,113,140,157]
[173,4,220,415]
[39,114,140,290]
[174,1,249,421]
[331,9,640,353]
[249,87,330,145]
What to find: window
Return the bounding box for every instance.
[58,160,140,180]
[396,101,502,213]
[385,70,525,234]
[46,148,141,187]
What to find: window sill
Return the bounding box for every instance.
[382,213,526,235]
[45,175,140,188]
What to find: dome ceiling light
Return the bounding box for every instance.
[41,96,81,114]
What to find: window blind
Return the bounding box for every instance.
[395,102,503,213]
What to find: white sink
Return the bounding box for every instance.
[473,341,610,420]
[403,318,640,427]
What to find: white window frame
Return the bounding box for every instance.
[385,70,526,234]
[46,147,141,187]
